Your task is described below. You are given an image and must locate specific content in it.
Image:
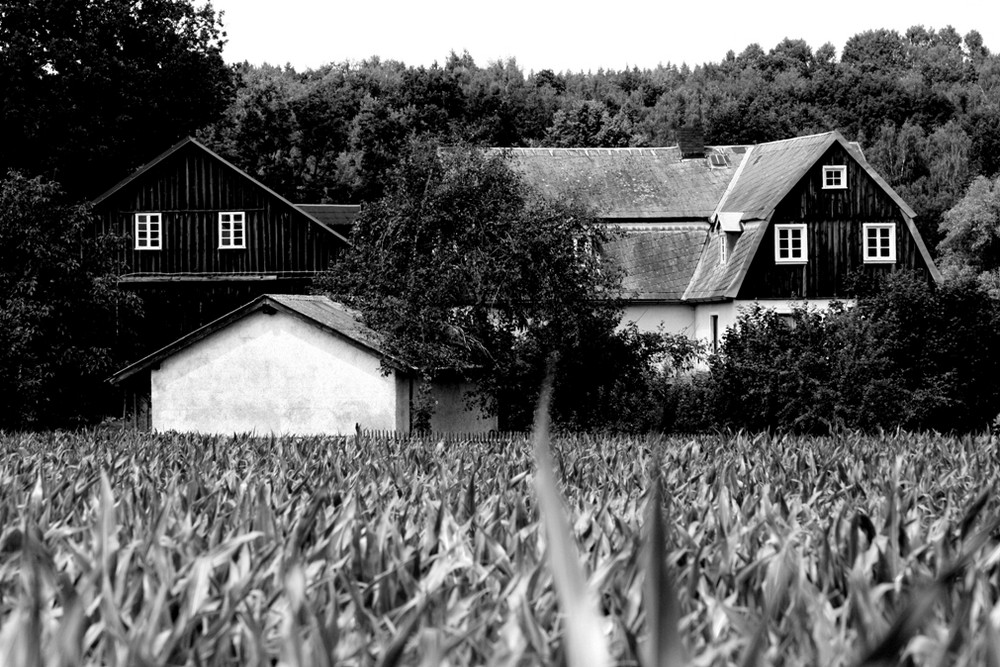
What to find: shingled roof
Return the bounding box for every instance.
[506,147,744,219]
[603,225,708,300]
[510,131,930,302]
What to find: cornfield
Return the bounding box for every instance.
[1,427,999,666]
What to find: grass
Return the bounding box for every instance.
[0,428,998,665]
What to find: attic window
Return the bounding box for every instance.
[135,213,162,250]
[823,165,847,189]
[774,224,807,264]
[708,154,729,169]
[219,212,246,249]
[863,223,896,263]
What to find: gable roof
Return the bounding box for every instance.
[91,137,351,245]
[515,131,936,302]
[506,147,744,219]
[718,130,918,221]
[110,294,405,385]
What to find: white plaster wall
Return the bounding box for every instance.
[693,302,741,349]
[151,311,403,435]
[620,303,696,336]
[428,380,498,433]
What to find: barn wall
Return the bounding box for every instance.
[94,143,343,277]
[151,311,400,435]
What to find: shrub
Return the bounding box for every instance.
[698,271,1000,433]
[0,172,138,428]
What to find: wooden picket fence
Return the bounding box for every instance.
[357,428,529,444]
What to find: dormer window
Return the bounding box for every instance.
[775,224,807,264]
[135,213,162,250]
[823,165,847,189]
[219,212,246,249]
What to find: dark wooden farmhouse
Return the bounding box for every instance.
[507,131,940,349]
[91,137,358,354]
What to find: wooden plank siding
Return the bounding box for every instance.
[738,144,933,300]
[92,139,349,361]
[93,142,343,278]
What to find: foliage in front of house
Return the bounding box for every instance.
[315,140,678,431]
[665,271,1000,434]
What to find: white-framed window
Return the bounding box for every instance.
[863,223,896,263]
[719,234,728,264]
[823,165,847,189]
[219,212,246,249]
[774,224,807,264]
[134,213,162,250]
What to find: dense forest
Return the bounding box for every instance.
[199,26,1000,247]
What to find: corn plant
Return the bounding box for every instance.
[0,428,998,665]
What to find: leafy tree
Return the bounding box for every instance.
[0,172,139,428]
[314,140,641,430]
[937,174,1000,296]
[0,0,234,197]
[545,100,639,147]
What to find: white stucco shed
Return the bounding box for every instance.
[111,294,496,435]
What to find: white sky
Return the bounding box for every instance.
[208,0,999,74]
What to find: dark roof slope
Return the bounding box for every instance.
[604,225,708,300]
[110,294,405,384]
[506,147,744,219]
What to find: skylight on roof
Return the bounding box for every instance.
[708,154,729,168]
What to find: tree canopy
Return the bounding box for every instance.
[314,141,672,429]
[937,174,1000,296]
[197,28,999,247]
[0,0,234,197]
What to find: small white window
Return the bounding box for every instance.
[823,165,847,189]
[219,212,246,249]
[863,223,896,263]
[774,224,807,264]
[135,213,162,250]
[719,234,727,264]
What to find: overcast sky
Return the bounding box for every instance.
[208,0,998,74]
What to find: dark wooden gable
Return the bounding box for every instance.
[738,142,937,300]
[92,139,348,280]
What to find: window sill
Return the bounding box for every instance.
[775,260,807,265]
